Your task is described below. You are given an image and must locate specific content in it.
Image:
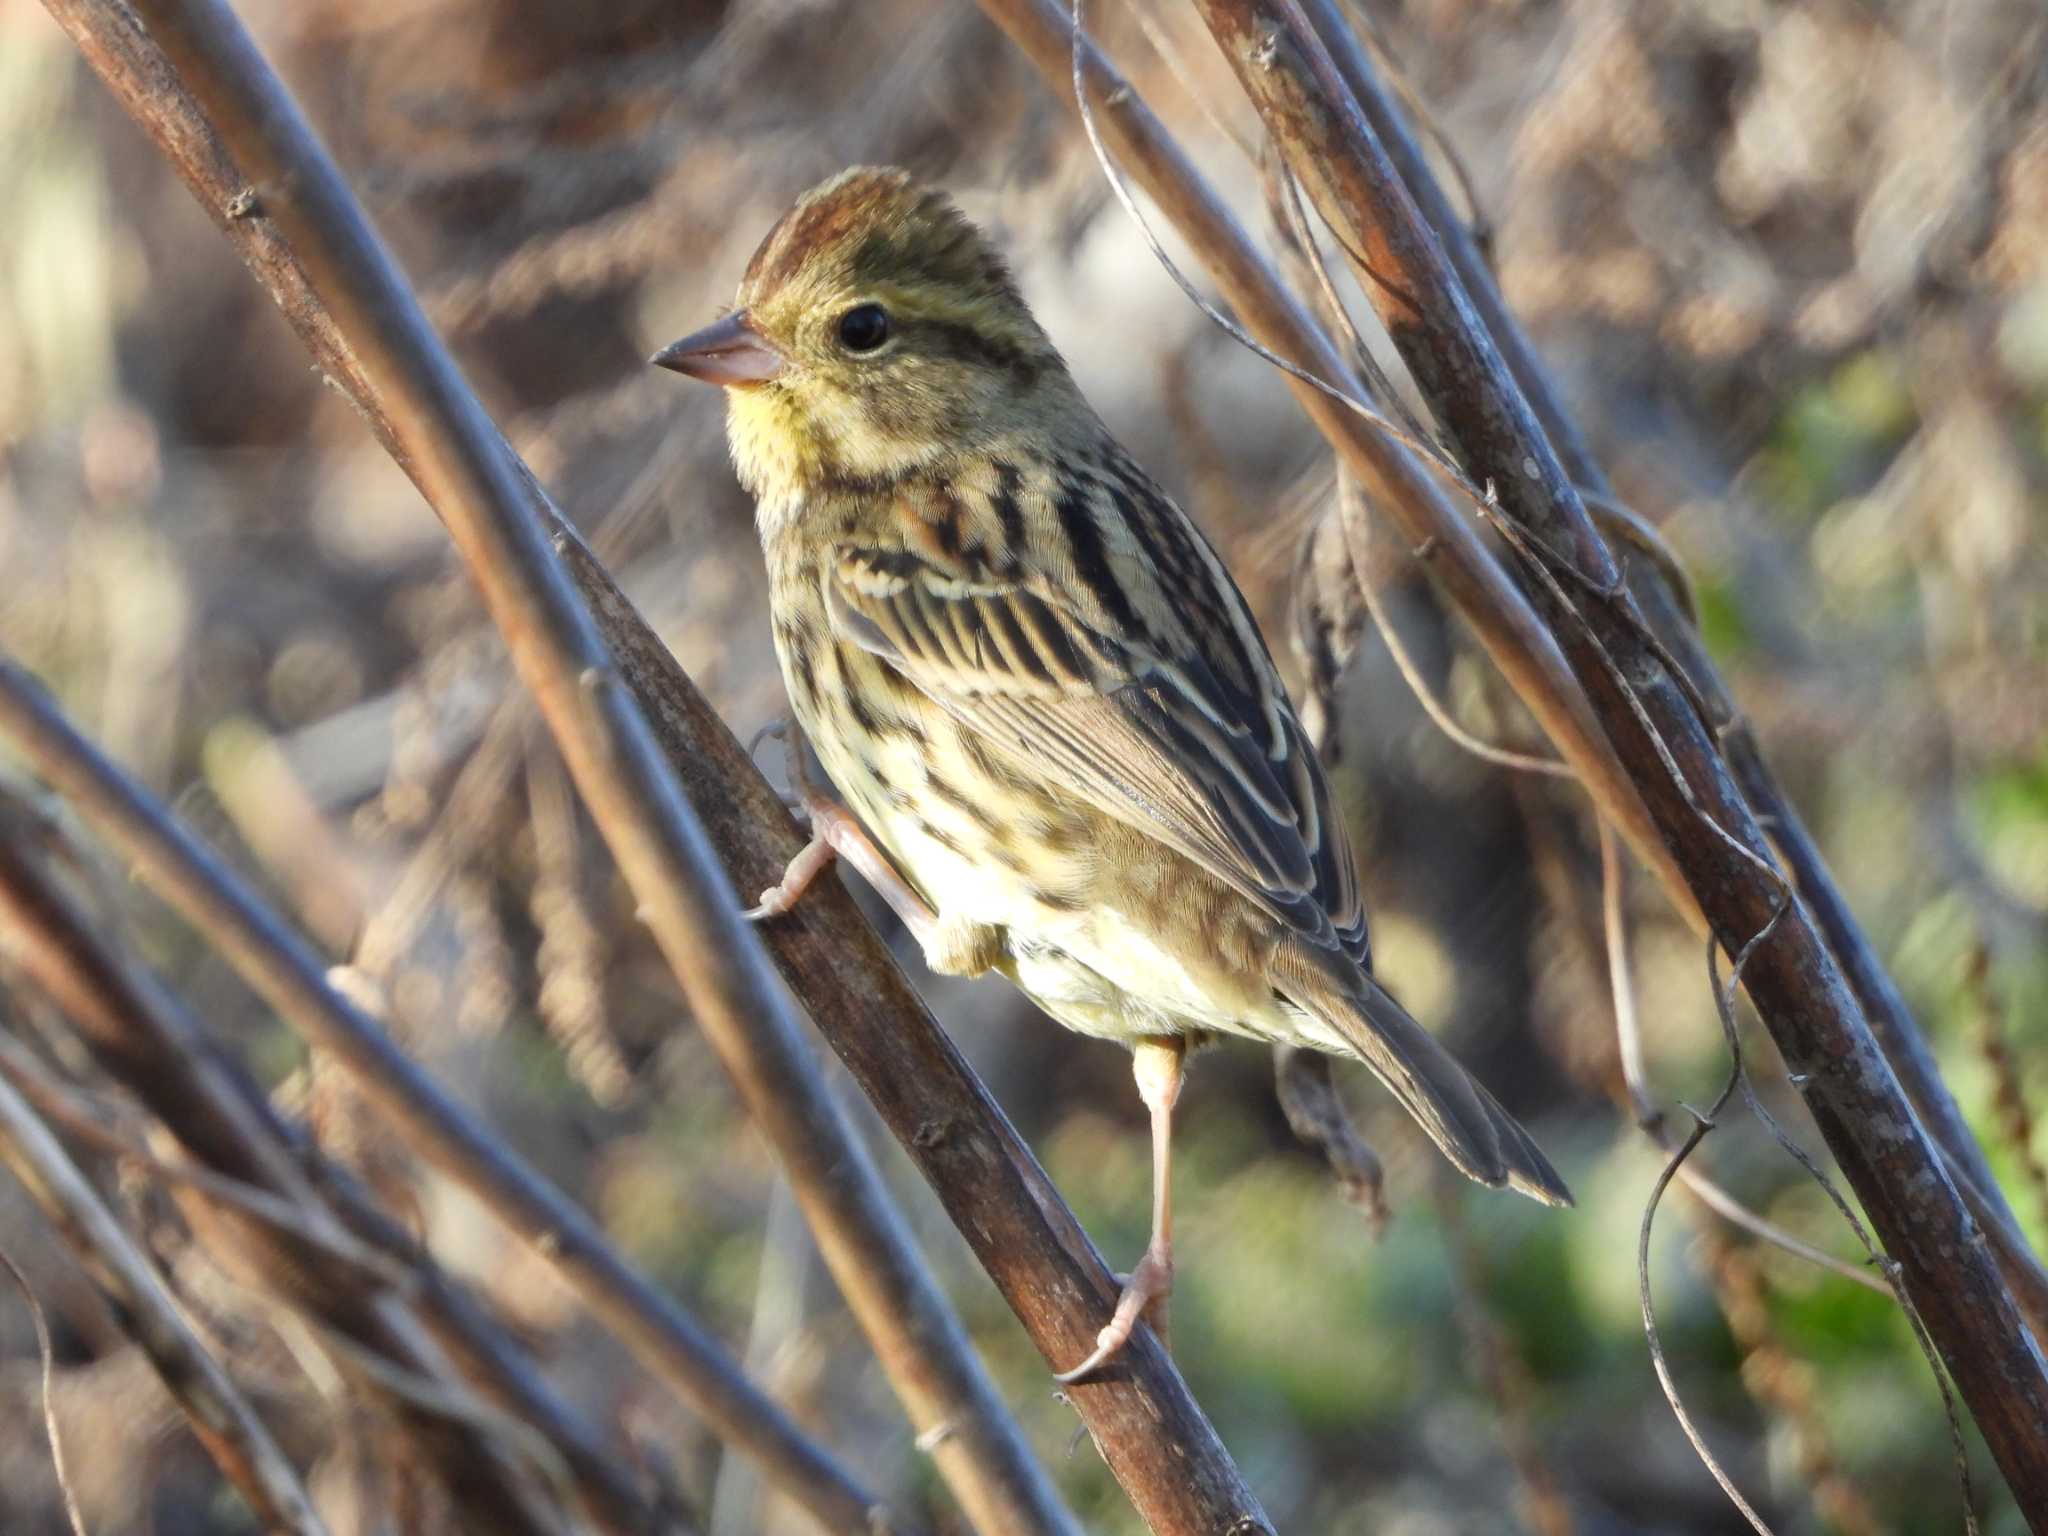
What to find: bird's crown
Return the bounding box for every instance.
[738,166,1021,316]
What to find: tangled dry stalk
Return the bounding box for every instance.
[1,0,2043,1532]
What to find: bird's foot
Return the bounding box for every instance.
[742,825,839,920]
[745,778,941,939]
[1054,1242,1173,1384]
[744,790,879,920]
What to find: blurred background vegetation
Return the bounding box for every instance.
[1,0,2045,1531]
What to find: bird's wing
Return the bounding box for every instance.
[825,456,1366,962]
[830,465,1574,1210]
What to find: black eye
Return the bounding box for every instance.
[836,303,891,353]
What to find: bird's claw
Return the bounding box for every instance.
[742,827,838,923]
[742,889,796,922]
[1053,1245,1172,1384]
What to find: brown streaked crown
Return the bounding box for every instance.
[739,167,1022,314]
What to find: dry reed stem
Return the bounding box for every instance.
[32,2,1273,1530]
[0,1052,332,1536]
[0,791,682,1536]
[1189,0,2048,1513]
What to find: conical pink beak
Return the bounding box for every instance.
[650,311,785,387]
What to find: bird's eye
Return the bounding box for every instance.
[836,303,892,353]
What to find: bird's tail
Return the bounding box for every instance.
[1282,952,1573,1208]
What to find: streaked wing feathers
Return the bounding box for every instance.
[826,497,1364,959]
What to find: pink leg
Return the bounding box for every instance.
[745,794,936,934]
[742,823,838,920]
[1056,1035,1185,1384]
[745,721,937,936]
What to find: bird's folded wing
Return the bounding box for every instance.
[827,542,1361,957]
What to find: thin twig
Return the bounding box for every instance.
[0,1059,333,1536]
[1331,471,1571,778]
[1690,1227,1889,1536]
[1640,1113,1776,1536]
[0,1032,411,1297]
[1128,0,1259,162]
[1596,822,1887,1294]
[1322,0,1493,264]
[0,1245,91,1536]
[1599,821,1652,1127]
[1263,149,1568,777]
[33,4,1270,1528]
[1263,150,1434,452]
[0,785,684,1536]
[1708,941,1978,1534]
[1636,927,1790,1536]
[1296,0,2038,1308]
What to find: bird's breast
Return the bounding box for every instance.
[761,551,1289,1042]
[765,565,1063,925]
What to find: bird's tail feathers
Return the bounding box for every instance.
[1285,959,1573,1209]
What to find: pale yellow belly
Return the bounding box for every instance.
[772,608,1292,1047]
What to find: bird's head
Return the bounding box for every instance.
[653,167,1069,505]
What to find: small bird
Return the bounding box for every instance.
[654,168,1569,1380]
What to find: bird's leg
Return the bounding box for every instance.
[752,803,1000,979]
[1056,1034,1185,1384]
[744,719,946,942]
[744,793,931,924]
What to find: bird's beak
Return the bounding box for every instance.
[650,311,785,387]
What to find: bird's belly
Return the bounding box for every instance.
[864,790,1272,1046]
[772,625,1277,1046]
[1009,910,1260,1043]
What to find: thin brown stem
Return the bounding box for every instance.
[31,2,1271,1528]
[0,788,686,1536]
[0,660,887,1535]
[0,1056,333,1536]
[1194,0,2048,1513]
[1294,0,2032,1286]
